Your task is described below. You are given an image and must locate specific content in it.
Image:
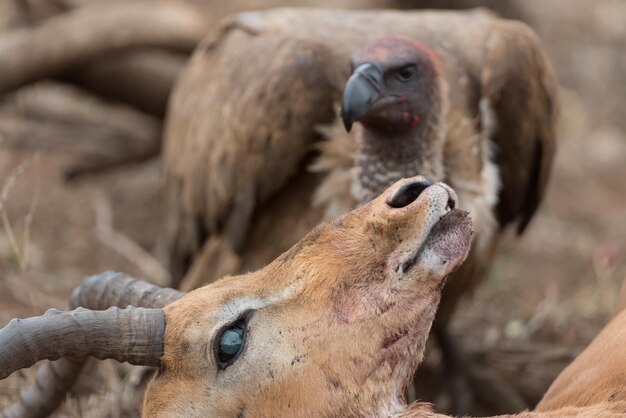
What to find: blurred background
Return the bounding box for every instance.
[0,0,624,416]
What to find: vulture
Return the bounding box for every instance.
[161,7,557,413]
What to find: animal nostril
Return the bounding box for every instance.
[447,198,456,210]
[387,179,433,208]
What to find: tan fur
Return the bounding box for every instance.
[145,178,473,417]
[145,179,625,417]
[399,401,626,417]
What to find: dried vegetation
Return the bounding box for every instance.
[0,0,624,416]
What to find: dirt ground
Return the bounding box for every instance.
[1,0,625,417]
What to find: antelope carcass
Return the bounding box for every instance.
[3,177,470,417]
[2,179,626,417]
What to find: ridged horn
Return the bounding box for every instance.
[0,272,184,418]
[0,306,165,379]
[69,271,185,310]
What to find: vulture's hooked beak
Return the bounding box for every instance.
[341,63,384,132]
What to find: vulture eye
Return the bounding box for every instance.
[396,64,417,82]
[215,313,250,369]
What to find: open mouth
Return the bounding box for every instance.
[398,207,461,274]
[388,181,464,276]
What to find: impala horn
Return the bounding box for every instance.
[0,272,184,418]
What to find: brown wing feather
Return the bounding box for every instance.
[162,8,554,285]
[480,20,558,233]
[162,19,340,281]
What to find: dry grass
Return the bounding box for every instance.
[1,0,625,417]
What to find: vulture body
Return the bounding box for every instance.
[162,8,557,411]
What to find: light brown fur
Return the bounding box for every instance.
[3,176,621,418]
[145,178,473,417]
[144,179,625,417]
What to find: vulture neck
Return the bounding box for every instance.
[354,116,445,204]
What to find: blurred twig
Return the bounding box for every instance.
[2,273,65,309]
[91,190,170,286]
[63,48,187,118]
[1,158,31,271]
[469,343,579,364]
[0,154,48,311]
[0,157,30,213]
[0,1,210,96]
[0,83,163,178]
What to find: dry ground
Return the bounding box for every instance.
[1,0,625,416]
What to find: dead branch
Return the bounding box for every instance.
[0,156,45,312]
[63,48,188,118]
[0,1,26,32]
[468,343,580,364]
[0,83,162,175]
[2,272,65,310]
[0,1,210,96]
[0,0,67,33]
[64,149,161,180]
[1,82,159,133]
[0,113,157,158]
[92,191,171,287]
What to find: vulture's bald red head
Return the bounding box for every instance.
[341,36,447,203]
[342,36,443,134]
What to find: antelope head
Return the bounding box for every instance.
[0,177,472,417]
[145,177,471,417]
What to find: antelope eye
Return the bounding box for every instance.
[216,317,247,368]
[397,64,417,82]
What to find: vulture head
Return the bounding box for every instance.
[341,36,447,203]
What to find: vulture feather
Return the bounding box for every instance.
[163,8,557,311]
[161,11,556,409]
